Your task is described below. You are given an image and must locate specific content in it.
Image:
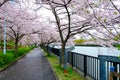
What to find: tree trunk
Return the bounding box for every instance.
[0,40,2,51]
[46,44,51,56]
[14,40,18,54]
[60,43,66,68]
[0,35,3,51]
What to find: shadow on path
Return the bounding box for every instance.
[0,48,57,80]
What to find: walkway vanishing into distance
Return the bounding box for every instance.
[0,48,57,80]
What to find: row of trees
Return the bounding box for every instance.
[0,0,120,70]
[0,0,58,54]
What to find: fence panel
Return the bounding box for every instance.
[87,56,100,80]
[106,61,120,80]
[67,52,100,80]
[49,47,120,80]
[50,47,60,57]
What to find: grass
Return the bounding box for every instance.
[0,54,26,71]
[0,46,34,71]
[45,54,85,80]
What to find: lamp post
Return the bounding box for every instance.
[3,13,6,54]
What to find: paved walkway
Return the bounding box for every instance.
[0,48,57,80]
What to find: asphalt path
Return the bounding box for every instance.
[0,48,57,80]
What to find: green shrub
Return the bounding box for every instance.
[74,39,86,44]
[4,53,15,64]
[15,47,34,57]
[18,48,31,54]
[0,53,6,66]
[113,44,120,49]
[0,53,15,67]
[0,46,34,68]
[7,50,14,54]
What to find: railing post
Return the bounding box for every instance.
[71,52,73,67]
[84,55,87,77]
[59,49,62,65]
[113,63,117,80]
[98,55,106,80]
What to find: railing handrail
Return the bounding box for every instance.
[68,51,99,59]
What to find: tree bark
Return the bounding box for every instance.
[0,0,8,8]
[0,35,3,51]
[14,39,18,54]
[60,43,66,68]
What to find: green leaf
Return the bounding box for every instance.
[104,18,107,22]
[119,55,120,59]
[113,11,118,15]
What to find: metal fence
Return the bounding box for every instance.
[67,52,100,80]
[48,47,120,80]
[50,47,60,57]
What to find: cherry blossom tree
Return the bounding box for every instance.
[87,0,120,46]
[6,18,41,53]
[70,0,120,47]
[35,20,59,55]
[38,30,58,48]
[35,0,94,69]
[0,0,41,53]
